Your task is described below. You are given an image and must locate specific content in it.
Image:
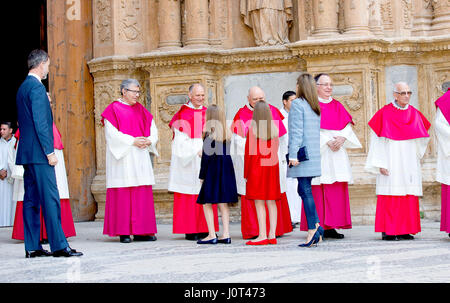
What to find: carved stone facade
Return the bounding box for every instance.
[88,0,450,224]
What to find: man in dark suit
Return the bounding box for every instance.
[16,49,82,258]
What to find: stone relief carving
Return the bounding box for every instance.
[380,0,394,30]
[402,0,413,28]
[209,0,229,46]
[332,73,365,153]
[333,74,363,111]
[95,0,112,42]
[435,70,449,96]
[240,0,293,46]
[155,85,192,164]
[119,0,142,42]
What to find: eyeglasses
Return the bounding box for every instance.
[125,88,141,95]
[317,83,333,88]
[394,91,412,96]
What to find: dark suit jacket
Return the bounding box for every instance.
[16,75,54,165]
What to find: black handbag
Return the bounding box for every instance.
[286,146,309,167]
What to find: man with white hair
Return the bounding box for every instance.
[101,79,159,243]
[231,86,292,239]
[302,73,362,239]
[168,84,219,241]
[365,82,430,241]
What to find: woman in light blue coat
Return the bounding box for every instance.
[287,73,323,247]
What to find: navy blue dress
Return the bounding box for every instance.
[197,135,238,204]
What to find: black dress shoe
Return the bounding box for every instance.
[25,249,52,258]
[133,235,157,241]
[382,233,399,241]
[323,229,345,239]
[398,234,414,240]
[53,247,83,257]
[120,235,132,243]
[185,234,197,241]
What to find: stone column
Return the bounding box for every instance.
[412,0,434,36]
[343,0,371,36]
[311,0,339,37]
[431,0,450,36]
[184,0,210,47]
[368,0,384,37]
[158,0,182,49]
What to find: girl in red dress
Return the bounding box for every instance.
[244,101,281,245]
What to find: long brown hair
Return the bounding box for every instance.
[296,73,321,116]
[204,104,231,142]
[251,101,278,140]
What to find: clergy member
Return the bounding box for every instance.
[230,86,292,239]
[0,122,16,227]
[434,88,450,238]
[168,83,219,241]
[300,73,362,239]
[101,79,158,243]
[279,91,302,228]
[365,82,430,241]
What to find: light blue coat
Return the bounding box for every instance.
[287,97,321,178]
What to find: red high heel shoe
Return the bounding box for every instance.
[246,239,269,245]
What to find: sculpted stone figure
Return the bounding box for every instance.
[240,0,293,46]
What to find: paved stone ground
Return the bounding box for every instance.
[0,219,449,283]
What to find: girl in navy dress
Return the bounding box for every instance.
[244,101,281,245]
[196,105,238,244]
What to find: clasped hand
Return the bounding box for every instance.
[133,137,151,149]
[327,136,346,152]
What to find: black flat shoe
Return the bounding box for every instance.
[217,238,231,244]
[53,247,83,257]
[323,229,344,239]
[398,234,414,240]
[197,237,218,245]
[133,235,157,241]
[25,249,52,258]
[120,235,132,243]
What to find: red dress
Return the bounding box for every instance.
[244,131,281,200]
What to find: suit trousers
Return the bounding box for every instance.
[23,164,68,252]
[297,177,320,230]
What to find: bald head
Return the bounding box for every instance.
[247,86,266,107]
[393,82,412,108]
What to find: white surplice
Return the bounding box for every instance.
[0,136,16,226]
[230,103,287,196]
[435,108,450,185]
[104,116,158,189]
[312,97,362,185]
[167,103,204,195]
[365,102,429,196]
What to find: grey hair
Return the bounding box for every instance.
[120,79,141,95]
[27,49,49,70]
[188,83,204,94]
